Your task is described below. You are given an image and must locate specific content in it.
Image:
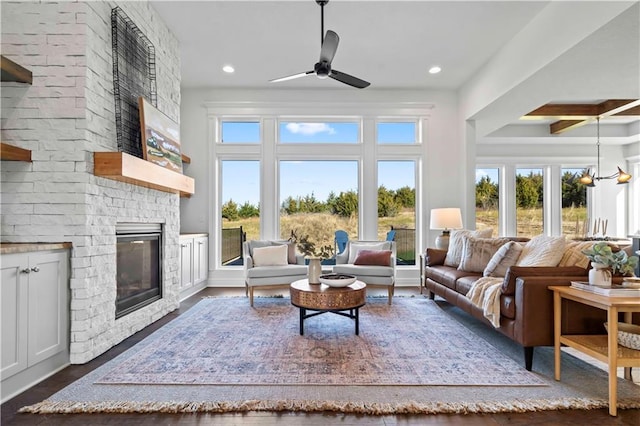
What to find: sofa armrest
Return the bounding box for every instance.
[502,266,587,295]
[511,275,606,346]
[425,248,447,266]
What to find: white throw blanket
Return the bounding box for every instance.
[466,277,504,328]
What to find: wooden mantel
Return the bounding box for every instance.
[1,55,33,84]
[1,142,32,161]
[94,152,194,197]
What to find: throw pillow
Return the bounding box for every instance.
[516,235,567,267]
[272,241,297,264]
[348,242,391,264]
[458,237,510,273]
[354,249,392,266]
[558,241,592,269]
[483,241,524,277]
[252,245,288,266]
[444,228,493,267]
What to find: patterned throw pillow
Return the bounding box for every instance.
[444,228,493,267]
[483,241,524,277]
[458,237,510,273]
[516,235,567,267]
[558,241,593,269]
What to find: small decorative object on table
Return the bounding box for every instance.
[319,273,357,288]
[290,230,335,285]
[582,242,639,285]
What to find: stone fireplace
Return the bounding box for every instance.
[116,223,163,319]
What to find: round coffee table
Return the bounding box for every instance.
[290,278,366,335]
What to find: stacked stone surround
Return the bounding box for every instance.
[1,1,182,364]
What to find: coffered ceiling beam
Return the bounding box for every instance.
[525,99,640,134]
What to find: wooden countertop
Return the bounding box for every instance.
[1,242,72,255]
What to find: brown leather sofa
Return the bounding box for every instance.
[421,247,607,371]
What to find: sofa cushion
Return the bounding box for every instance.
[483,241,524,277]
[252,245,288,266]
[347,241,391,264]
[426,265,480,291]
[354,249,392,266]
[458,237,510,273]
[444,229,493,267]
[425,248,447,266]
[558,241,593,268]
[516,235,566,267]
[456,275,479,295]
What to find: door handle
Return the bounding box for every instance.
[31,267,40,273]
[21,268,30,274]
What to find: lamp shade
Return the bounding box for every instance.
[430,208,463,230]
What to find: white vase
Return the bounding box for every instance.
[308,257,322,284]
[589,262,612,286]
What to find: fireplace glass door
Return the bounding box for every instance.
[116,230,162,318]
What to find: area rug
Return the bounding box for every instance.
[96,297,543,386]
[20,297,640,415]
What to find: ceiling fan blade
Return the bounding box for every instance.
[329,69,370,89]
[319,30,339,64]
[270,70,314,83]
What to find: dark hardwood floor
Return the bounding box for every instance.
[2,286,638,425]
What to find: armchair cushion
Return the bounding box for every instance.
[347,241,391,264]
[354,249,392,266]
[252,245,288,266]
[248,240,297,264]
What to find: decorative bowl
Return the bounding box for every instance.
[318,274,357,288]
[604,322,640,351]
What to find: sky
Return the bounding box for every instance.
[221,122,416,206]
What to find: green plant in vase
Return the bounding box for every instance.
[582,242,639,276]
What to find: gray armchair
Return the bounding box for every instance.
[243,240,307,306]
[332,240,396,304]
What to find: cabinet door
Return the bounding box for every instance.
[180,238,194,290]
[1,254,28,380]
[194,237,208,284]
[27,251,68,366]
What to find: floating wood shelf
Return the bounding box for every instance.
[1,142,32,161]
[1,55,33,84]
[94,152,194,197]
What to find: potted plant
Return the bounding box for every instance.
[289,231,335,284]
[582,242,639,285]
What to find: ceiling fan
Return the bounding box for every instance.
[270,0,370,89]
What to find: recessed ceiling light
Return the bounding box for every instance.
[429,66,441,74]
[222,65,235,73]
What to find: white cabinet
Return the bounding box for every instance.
[179,234,208,296]
[1,248,69,402]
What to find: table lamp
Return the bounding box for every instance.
[430,208,463,250]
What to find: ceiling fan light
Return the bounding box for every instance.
[616,167,632,184]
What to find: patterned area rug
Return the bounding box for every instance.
[95,297,543,386]
[20,297,640,415]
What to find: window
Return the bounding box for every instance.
[221,160,260,266]
[475,168,499,236]
[279,161,358,258]
[377,122,417,144]
[378,161,416,265]
[221,121,260,143]
[516,168,543,237]
[561,168,588,238]
[278,121,359,143]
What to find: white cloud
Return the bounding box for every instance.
[285,122,336,136]
[475,169,488,181]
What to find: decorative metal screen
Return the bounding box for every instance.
[111,6,157,158]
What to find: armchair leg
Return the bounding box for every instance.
[249,287,254,307]
[388,286,393,305]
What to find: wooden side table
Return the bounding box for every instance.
[550,285,640,416]
[290,279,366,335]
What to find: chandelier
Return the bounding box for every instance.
[578,117,632,187]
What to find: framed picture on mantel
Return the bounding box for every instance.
[138,97,183,173]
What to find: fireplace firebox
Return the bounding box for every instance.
[116,223,163,319]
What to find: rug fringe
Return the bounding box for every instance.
[18,397,640,415]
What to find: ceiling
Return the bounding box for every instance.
[150,0,640,145]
